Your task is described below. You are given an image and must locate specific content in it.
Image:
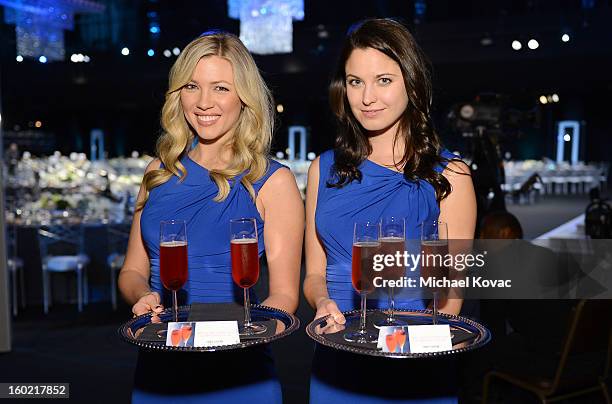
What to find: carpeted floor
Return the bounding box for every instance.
[506,194,593,239]
[1,273,316,404]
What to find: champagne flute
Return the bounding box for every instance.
[385,332,398,353]
[181,324,193,347]
[170,328,182,347]
[374,216,407,327]
[420,220,449,325]
[230,218,267,336]
[344,221,379,343]
[160,220,188,323]
[394,328,407,353]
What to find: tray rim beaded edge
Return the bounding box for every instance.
[305,307,492,359]
[118,304,300,352]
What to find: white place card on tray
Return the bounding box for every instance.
[407,324,453,353]
[165,321,240,347]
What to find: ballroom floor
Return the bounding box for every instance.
[506,194,593,239]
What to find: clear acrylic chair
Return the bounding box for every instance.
[7,224,25,316]
[106,223,130,310]
[38,225,90,313]
[482,300,612,404]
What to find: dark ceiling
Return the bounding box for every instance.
[1,0,611,157]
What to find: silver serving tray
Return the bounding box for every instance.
[119,304,300,352]
[306,308,491,358]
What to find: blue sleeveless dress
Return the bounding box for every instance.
[133,155,285,404]
[310,149,459,404]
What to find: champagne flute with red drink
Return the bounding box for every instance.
[230,218,267,336]
[420,220,449,325]
[160,220,188,323]
[394,328,407,353]
[374,216,407,327]
[344,221,380,343]
[170,328,182,347]
[181,324,193,346]
[385,333,398,353]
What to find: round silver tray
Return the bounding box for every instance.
[306,308,491,358]
[119,304,300,352]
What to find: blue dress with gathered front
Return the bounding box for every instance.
[133,155,284,404]
[310,149,459,404]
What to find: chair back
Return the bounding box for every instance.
[38,225,85,258]
[6,224,18,259]
[107,223,130,256]
[552,299,612,390]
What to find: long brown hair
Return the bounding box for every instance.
[328,18,454,202]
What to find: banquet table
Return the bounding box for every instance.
[531,214,611,299]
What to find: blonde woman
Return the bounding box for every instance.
[119,31,303,403]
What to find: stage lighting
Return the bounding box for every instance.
[527,39,539,50]
[480,36,493,46]
[459,104,475,120]
[511,40,522,50]
[39,55,47,63]
[147,49,155,57]
[172,47,180,56]
[121,47,130,56]
[163,49,171,57]
[317,25,329,39]
[539,96,548,104]
[552,94,559,102]
[561,34,570,42]
[276,104,284,113]
[16,55,23,62]
[564,134,571,142]
[456,103,499,124]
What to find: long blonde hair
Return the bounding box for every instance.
[137,31,274,210]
